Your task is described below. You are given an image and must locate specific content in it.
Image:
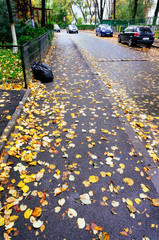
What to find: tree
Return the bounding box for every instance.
[93,0,106,22]
[14,0,30,21]
[132,0,138,19]
[6,0,18,53]
[41,0,45,27]
[153,0,159,25]
[52,0,72,25]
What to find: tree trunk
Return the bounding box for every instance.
[71,6,78,24]
[29,0,35,28]
[132,0,138,20]
[41,0,45,27]
[100,0,103,22]
[114,0,116,19]
[153,0,159,25]
[6,0,17,53]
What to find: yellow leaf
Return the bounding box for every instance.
[135,122,144,128]
[103,231,110,240]
[49,164,56,169]
[151,198,159,207]
[76,154,81,158]
[100,171,106,177]
[123,177,134,186]
[119,163,125,169]
[21,185,29,193]
[134,198,141,204]
[141,183,149,192]
[89,175,99,183]
[126,199,133,206]
[150,153,158,161]
[6,115,12,120]
[17,181,25,188]
[106,172,112,177]
[9,215,19,222]
[0,217,5,226]
[0,187,4,191]
[99,231,110,240]
[82,180,91,187]
[24,208,33,219]
[40,224,45,232]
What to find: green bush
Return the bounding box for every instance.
[16,21,49,45]
[76,24,95,30]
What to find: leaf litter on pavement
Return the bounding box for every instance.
[0,34,158,239]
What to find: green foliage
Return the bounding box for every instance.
[0,47,23,83]
[0,1,13,43]
[116,0,152,19]
[76,24,95,30]
[52,0,72,25]
[16,21,48,45]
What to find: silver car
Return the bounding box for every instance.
[67,25,78,34]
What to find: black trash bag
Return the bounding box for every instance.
[32,61,54,83]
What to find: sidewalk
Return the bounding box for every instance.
[0,33,159,239]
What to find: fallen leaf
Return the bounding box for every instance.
[24,208,33,219]
[68,208,77,218]
[32,207,42,218]
[89,175,99,183]
[79,193,91,205]
[77,218,85,229]
[151,198,159,207]
[123,177,134,186]
[33,220,43,228]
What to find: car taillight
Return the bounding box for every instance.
[153,33,155,36]
[134,32,139,36]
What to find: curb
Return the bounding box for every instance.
[70,35,159,194]
[0,89,31,156]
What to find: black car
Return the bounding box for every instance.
[118,26,155,47]
[67,25,78,34]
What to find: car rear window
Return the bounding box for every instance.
[138,27,152,33]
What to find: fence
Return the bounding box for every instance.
[101,17,159,35]
[0,30,53,88]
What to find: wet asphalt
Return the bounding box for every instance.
[0,32,159,240]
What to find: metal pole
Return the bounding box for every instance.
[29,0,35,28]
[20,46,27,89]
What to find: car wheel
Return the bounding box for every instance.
[96,32,98,36]
[146,44,152,48]
[128,38,133,47]
[118,36,121,43]
[99,32,102,37]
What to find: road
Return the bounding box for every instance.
[65,30,159,163]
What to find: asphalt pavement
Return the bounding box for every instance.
[0,32,159,240]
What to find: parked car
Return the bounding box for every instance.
[67,25,78,34]
[118,25,155,47]
[96,24,113,37]
[54,24,60,32]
